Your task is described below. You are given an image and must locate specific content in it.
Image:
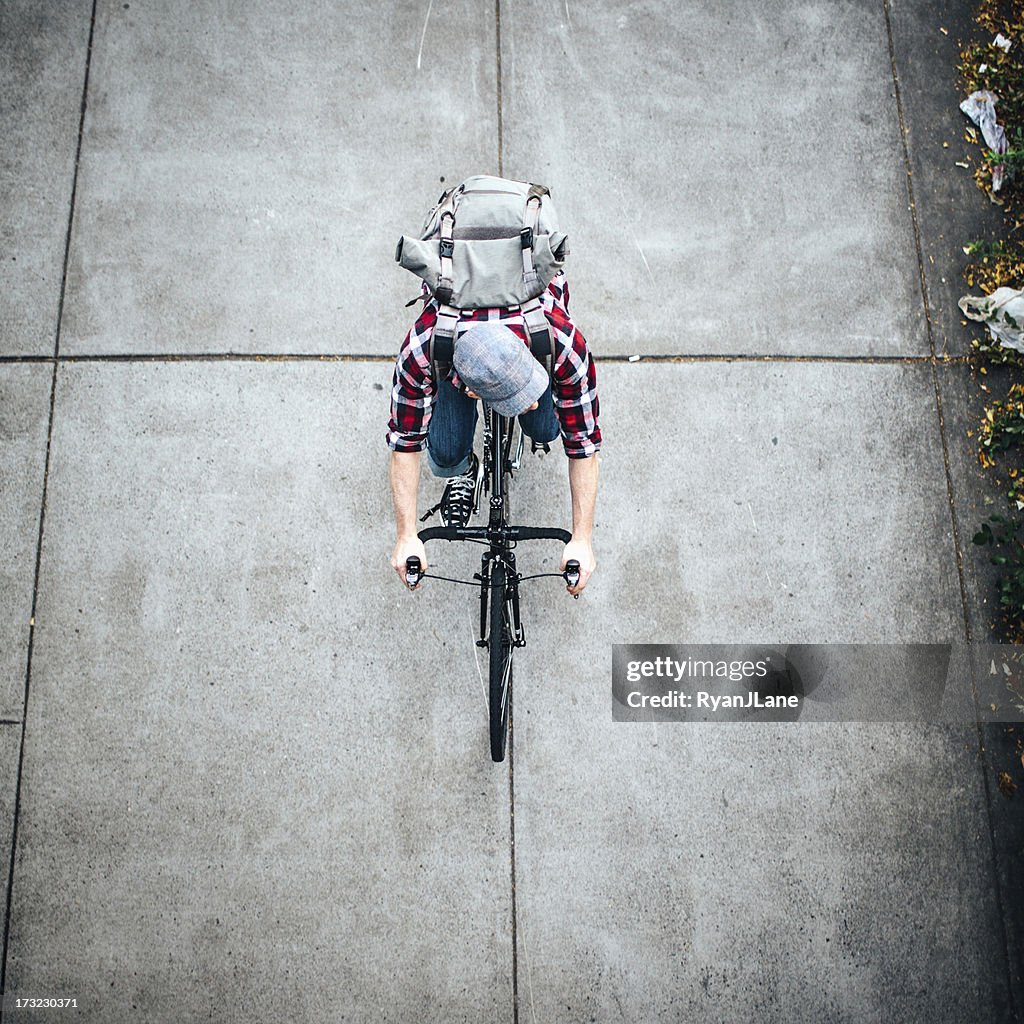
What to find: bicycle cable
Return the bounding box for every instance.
[414,573,485,587]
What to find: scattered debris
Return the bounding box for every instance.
[960,90,1009,189]
[961,286,1024,351]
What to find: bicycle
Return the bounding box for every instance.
[404,404,581,762]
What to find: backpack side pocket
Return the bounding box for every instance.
[395,236,441,292]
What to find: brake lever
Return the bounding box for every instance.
[563,558,581,599]
[405,555,422,590]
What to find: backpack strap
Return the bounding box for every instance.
[428,300,554,387]
[429,303,460,383]
[431,202,458,308]
[521,295,556,382]
[432,190,459,337]
[520,183,549,291]
[435,210,456,306]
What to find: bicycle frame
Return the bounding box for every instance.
[413,403,575,761]
[479,407,525,650]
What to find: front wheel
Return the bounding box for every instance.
[489,562,514,762]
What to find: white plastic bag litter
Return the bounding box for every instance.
[959,287,1024,351]
[960,89,1008,190]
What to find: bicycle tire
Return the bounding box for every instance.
[489,562,513,762]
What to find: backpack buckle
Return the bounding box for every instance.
[439,238,455,259]
[520,227,534,250]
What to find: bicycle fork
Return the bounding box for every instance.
[476,550,525,649]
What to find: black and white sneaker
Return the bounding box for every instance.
[439,453,479,527]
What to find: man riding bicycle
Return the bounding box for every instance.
[387,271,601,595]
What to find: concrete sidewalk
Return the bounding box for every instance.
[1,0,1020,1020]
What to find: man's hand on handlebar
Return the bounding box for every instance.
[561,537,595,596]
[391,535,427,590]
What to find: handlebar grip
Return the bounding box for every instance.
[419,526,468,542]
[405,555,422,589]
[510,527,572,543]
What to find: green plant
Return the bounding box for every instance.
[979,383,1024,466]
[985,130,1024,184]
[962,237,1024,292]
[971,335,1024,366]
[965,238,1015,257]
[1008,467,1024,504]
[974,515,1024,633]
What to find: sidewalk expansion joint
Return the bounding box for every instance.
[495,0,503,178]
[0,352,975,366]
[883,0,971,644]
[508,709,519,1024]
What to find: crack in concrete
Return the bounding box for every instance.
[0,352,977,365]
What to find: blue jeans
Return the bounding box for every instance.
[426,380,560,477]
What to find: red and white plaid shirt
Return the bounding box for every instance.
[387,273,601,459]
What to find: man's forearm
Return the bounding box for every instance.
[390,450,422,538]
[567,454,599,539]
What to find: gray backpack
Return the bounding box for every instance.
[395,175,569,381]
